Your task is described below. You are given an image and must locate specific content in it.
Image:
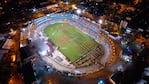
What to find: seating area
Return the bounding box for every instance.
[26,13,118,76]
[74,45,104,68]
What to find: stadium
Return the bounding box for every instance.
[21,13,120,76]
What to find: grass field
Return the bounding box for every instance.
[44,23,98,62]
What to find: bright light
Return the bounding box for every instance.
[98,80,104,84]
[68,73,72,76]
[74,70,81,74]
[39,50,47,56]
[46,14,50,17]
[122,55,132,63]
[65,2,69,5]
[22,28,26,32]
[32,8,37,12]
[20,44,24,48]
[11,55,16,62]
[76,9,82,15]
[82,9,85,13]
[72,4,77,9]
[98,19,103,24]
[126,28,131,33]
[92,21,96,23]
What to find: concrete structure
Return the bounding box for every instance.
[20,13,122,77]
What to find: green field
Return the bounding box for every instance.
[44,23,98,62]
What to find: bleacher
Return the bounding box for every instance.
[34,13,108,44]
[30,13,117,75]
[50,14,71,19]
[34,16,49,25]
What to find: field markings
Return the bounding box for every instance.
[44,23,98,62]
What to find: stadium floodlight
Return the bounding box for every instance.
[76,9,82,15]
[98,19,103,24]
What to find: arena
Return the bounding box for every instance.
[21,13,121,76]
